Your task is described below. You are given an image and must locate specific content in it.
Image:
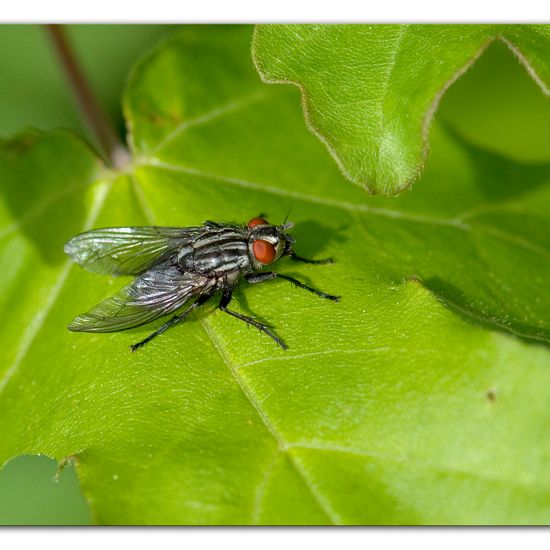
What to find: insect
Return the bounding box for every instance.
[64,217,340,352]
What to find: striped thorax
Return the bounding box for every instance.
[179,218,294,277]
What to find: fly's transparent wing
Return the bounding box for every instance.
[68,266,212,332]
[64,226,204,276]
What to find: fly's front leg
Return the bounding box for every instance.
[130,292,213,352]
[246,272,341,302]
[289,251,334,264]
[218,288,288,350]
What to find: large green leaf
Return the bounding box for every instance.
[1,26,550,524]
[252,24,550,194]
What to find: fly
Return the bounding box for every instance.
[64,216,340,352]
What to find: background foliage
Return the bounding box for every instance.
[1,25,550,525]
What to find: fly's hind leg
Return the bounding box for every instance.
[130,293,213,352]
[218,288,288,350]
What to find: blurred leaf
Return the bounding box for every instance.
[0,455,90,525]
[439,40,550,163]
[1,26,550,525]
[252,24,550,194]
[0,25,175,146]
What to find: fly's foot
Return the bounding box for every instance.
[130,341,146,353]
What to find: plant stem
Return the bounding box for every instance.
[45,24,130,169]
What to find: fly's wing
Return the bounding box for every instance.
[68,266,211,333]
[64,226,204,276]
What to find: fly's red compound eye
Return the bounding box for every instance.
[248,217,268,228]
[253,239,276,264]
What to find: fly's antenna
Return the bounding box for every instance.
[283,206,292,225]
[281,206,294,230]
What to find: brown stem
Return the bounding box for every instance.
[45,25,130,169]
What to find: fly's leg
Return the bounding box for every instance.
[289,251,334,264]
[130,315,185,353]
[218,288,288,350]
[130,293,213,352]
[246,272,340,301]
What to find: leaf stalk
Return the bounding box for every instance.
[45,24,131,169]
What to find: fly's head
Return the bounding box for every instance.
[246,216,295,269]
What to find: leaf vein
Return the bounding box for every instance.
[0,179,95,242]
[131,174,339,525]
[142,159,550,265]
[200,318,339,525]
[238,346,390,371]
[0,179,112,397]
[148,89,270,156]
[290,443,547,492]
[141,159,470,229]
[250,450,281,524]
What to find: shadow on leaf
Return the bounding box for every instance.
[419,275,550,348]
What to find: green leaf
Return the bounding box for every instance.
[2,26,550,524]
[252,24,550,194]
